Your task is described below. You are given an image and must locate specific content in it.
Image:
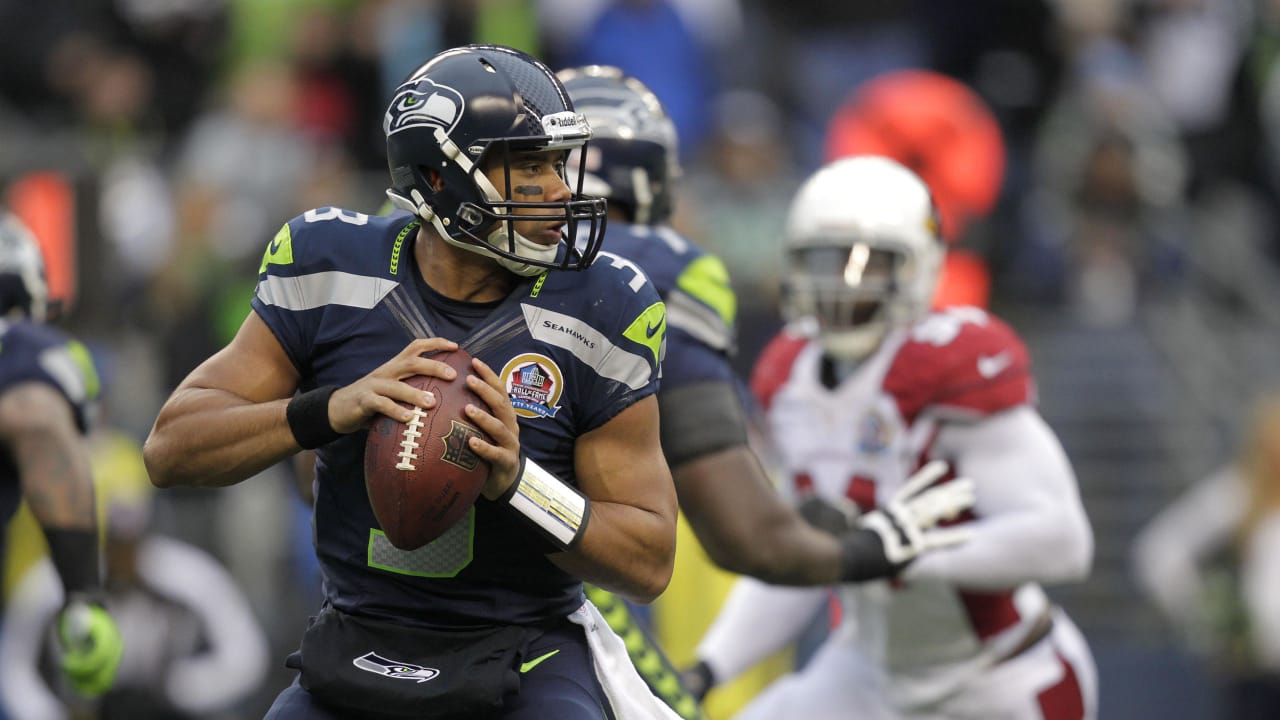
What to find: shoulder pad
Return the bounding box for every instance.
[886,307,1033,422]
[259,208,416,279]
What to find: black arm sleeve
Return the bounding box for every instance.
[43,528,101,599]
[656,380,751,468]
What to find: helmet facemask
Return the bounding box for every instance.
[784,241,916,360]
[462,137,606,275]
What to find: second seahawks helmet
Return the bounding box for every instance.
[557,65,680,225]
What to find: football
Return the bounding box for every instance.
[364,348,492,550]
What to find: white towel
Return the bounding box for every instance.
[569,600,685,720]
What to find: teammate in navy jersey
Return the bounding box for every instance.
[557,66,978,716]
[144,45,682,719]
[0,211,122,700]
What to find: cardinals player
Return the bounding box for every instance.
[684,156,1097,719]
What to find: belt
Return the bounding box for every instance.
[995,608,1055,665]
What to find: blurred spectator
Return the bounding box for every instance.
[1133,389,1280,719]
[1247,0,1280,261]
[676,89,799,376]
[154,60,362,387]
[0,0,226,151]
[374,0,446,97]
[919,0,1063,150]
[745,0,927,172]
[107,0,228,150]
[1020,27,1191,322]
[916,0,1063,250]
[541,0,743,159]
[472,0,543,56]
[286,3,386,172]
[1131,0,1255,194]
[0,426,268,720]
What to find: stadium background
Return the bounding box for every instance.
[4,0,1280,717]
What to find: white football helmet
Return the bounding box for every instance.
[782,156,943,360]
[0,211,49,321]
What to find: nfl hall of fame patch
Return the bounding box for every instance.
[501,353,564,419]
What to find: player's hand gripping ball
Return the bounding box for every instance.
[364,348,492,550]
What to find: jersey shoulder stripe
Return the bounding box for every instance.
[532,253,667,391]
[521,303,656,391]
[251,208,418,368]
[256,271,400,311]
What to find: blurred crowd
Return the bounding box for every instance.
[4,0,1280,718]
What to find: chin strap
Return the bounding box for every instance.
[384,188,553,277]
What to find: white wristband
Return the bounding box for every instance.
[503,456,591,550]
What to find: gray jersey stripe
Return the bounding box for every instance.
[468,314,526,357]
[384,285,435,339]
[256,271,399,311]
[666,289,733,352]
[521,304,652,390]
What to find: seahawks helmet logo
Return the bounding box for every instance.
[352,652,440,683]
[383,80,464,137]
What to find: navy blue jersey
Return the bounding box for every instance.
[251,208,666,629]
[0,320,98,526]
[599,223,737,392]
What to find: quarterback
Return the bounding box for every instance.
[145,45,682,719]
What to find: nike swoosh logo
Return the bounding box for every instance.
[269,235,284,253]
[977,351,1013,379]
[645,318,664,338]
[520,649,560,673]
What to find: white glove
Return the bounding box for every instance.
[840,460,975,581]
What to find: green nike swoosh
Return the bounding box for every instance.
[520,649,560,673]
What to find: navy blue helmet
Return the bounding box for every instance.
[384,44,607,276]
[557,65,680,225]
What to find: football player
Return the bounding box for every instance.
[685,156,1098,719]
[144,45,682,719]
[0,211,122,699]
[557,66,977,718]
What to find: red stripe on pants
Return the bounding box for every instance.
[1037,652,1084,720]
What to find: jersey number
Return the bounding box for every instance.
[597,250,649,293]
[910,307,989,346]
[366,510,475,578]
[304,207,370,226]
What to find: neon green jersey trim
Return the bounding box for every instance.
[676,255,736,327]
[622,301,667,364]
[259,223,294,273]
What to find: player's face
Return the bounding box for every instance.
[793,243,897,329]
[483,149,573,246]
